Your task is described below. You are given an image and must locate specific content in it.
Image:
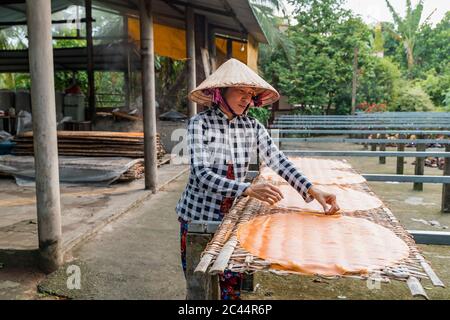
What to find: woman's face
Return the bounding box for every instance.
[222,87,256,115]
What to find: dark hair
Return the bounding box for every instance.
[219,87,228,96]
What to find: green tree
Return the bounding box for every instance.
[252,0,296,82]
[414,11,450,76]
[358,57,401,106]
[268,0,371,114]
[417,69,450,108]
[373,23,385,56]
[390,82,434,111]
[384,0,434,74]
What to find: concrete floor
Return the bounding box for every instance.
[0,162,188,299]
[0,162,188,253]
[36,173,188,299]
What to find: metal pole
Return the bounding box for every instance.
[414,134,426,191]
[26,0,63,273]
[186,6,197,117]
[139,0,158,192]
[85,0,96,122]
[397,134,405,174]
[379,133,386,164]
[442,144,450,213]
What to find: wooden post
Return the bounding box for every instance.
[186,6,197,118]
[26,0,63,273]
[269,100,279,126]
[242,273,255,292]
[396,134,405,174]
[186,232,220,300]
[85,0,95,122]
[226,38,232,59]
[442,144,450,213]
[139,0,158,192]
[207,24,217,72]
[371,138,377,152]
[414,135,426,191]
[379,133,386,164]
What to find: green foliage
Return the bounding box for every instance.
[248,107,271,126]
[358,57,401,106]
[262,0,371,114]
[292,105,324,115]
[154,56,188,114]
[390,83,435,112]
[443,91,450,111]
[0,26,29,89]
[0,73,30,90]
[54,71,86,92]
[417,69,450,108]
[0,26,27,50]
[373,23,385,55]
[251,0,296,72]
[384,0,427,72]
[414,12,450,76]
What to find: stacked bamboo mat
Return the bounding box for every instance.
[12,131,166,159]
[117,160,145,182]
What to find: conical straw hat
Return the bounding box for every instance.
[188,58,280,107]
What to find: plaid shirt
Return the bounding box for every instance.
[176,106,313,222]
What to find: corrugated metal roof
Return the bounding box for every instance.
[0,0,268,43]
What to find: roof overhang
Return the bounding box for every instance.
[0,0,268,43]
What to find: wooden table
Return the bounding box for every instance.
[0,115,16,135]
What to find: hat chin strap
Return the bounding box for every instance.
[220,97,251,118]
[220,96,239,118]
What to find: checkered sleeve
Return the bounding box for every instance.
[256,120,314,202]
[188,116,251,198]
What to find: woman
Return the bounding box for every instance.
[176,58,339,300]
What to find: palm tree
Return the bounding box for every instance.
[250,0,295,65]
[385,0,435,71]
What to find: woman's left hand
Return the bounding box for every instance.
[308,186,340,215]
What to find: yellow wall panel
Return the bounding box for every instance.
[128,17,187,60]
[128,18,259,70]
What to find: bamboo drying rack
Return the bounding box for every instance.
[195,158,445,299]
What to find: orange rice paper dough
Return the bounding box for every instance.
[237,213,410,276]
[260,158,365,185]
[290,157,352,170]
[274,184,382,213]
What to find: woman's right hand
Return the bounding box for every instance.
[243,183,284,205]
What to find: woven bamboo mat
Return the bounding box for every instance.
[196,158,445,297]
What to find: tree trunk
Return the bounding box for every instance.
[405,41,414,71]
[351,46,359,115]
[326,101,332,115]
